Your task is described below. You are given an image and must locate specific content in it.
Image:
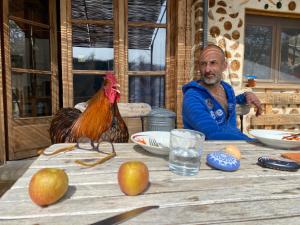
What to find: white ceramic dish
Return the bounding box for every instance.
[249,129,300,150]
[131,131,170,155]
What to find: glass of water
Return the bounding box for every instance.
[169,129,205,176]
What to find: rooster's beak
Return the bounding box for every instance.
[112,87,121,94]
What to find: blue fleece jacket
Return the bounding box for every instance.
[182,80,253,141]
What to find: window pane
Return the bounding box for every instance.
[279,28,300,82]
[10,20,50,70]
[128,0,167,23]
[129,76,165,107]
[73,75,104,104]
[72,24,114,70]
[128,27,166,71]
[9,0,49,24]
[244,25,272,79]
[12,73,51,118]
[72,0,113,20]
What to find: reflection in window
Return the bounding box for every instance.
[244,25,272,79]
[9,0,49,24]
[12,73,51,117]
[128,27,166,71]
[9,20,50,70]
[73,75,104,104]
[72,24,114,70]
[128,0,166,23]
[72,0,113,20]
[280,29,300,81]
[129,76,164,107]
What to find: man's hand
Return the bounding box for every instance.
[244,92,262,116]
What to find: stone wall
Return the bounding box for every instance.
[206,0,300,91]
[191,0,300,132]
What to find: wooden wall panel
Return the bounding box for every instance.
[12,124,51,154]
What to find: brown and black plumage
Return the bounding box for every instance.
[49,73,129,144]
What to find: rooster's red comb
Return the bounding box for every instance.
[105,72,117,84]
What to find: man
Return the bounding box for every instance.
[182,44,262,140]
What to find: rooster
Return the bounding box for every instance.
[49,73,129,144]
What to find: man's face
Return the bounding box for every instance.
[199,47,227,85]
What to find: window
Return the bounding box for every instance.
[9,0,52,117]
[70,0,169,107]
[128,0,167,107]
[71,0,113,104]
[244,15,300,84]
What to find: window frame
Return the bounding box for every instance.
[126,0,168,107]
[62,0,174,107]
[244,13,300,85]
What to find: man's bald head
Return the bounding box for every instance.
[201,44,226,62]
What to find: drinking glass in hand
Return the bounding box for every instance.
[169,129,205,176]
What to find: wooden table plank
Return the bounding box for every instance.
[0,141,299,224]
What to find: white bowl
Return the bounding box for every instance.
[131,131,170,155]
[249,129,300,150]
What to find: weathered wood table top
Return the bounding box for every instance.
[0,141,300,225]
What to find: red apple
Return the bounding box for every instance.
[118,161,149,196]
[29,168,69,206]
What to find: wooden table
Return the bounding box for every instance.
[1,141,300,225]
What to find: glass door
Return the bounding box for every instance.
[3,0,58,159]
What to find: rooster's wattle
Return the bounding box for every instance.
[49,73,129,143]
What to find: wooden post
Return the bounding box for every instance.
[175,0,192,128]
[117,0,127,103]
[0,23,6,164]
[50,0,59,113]
[60,0,73,107]
[3,0,14,159]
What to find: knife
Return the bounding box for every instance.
[90,205,159,225]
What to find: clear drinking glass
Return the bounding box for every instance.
[169,129,205,176]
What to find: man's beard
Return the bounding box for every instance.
[202,74,221,85]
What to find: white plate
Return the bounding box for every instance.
[131,131,170,155]
[249,129,300,150]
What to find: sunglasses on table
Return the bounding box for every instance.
[39,137,116,167]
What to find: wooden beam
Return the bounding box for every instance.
[118,0,127,102]
[166,0,176,111]
[246,8,300,19]
[49,0,59,114]
[128,21,167,28]
[0,21,6,164]
[252,84,300,90]
[128,71,165,76]
[176,0,191,128]
[60,0,73,107]
[72,19,113,25]
[72,70,112,75]
[255,93,300,105]
[9,16,50,29]
[251,114,300,126]
[11,68,51,75]
[3,0,14,160]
